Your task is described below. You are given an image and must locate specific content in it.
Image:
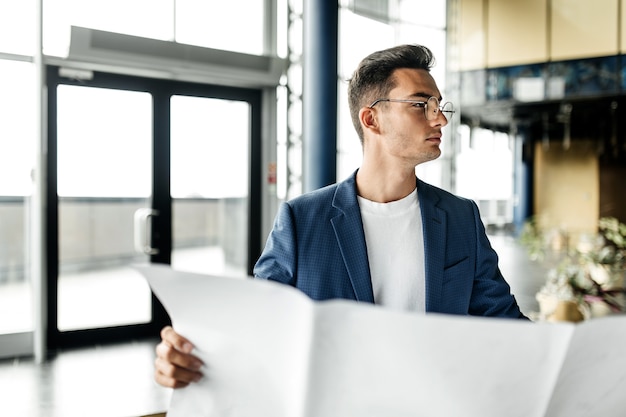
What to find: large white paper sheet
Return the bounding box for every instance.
[139,265,313,417]
[138,265,626,417]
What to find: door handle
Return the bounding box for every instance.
[134,208,159,255]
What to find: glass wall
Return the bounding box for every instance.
[336,0,449,185]
[0,0,279,357]
[0,60,36,335]
[0,1,36,56]
[281,0,449,200]
[456,125,515,228]
[43,0,267,57]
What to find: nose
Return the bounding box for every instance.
[433,108,449,127]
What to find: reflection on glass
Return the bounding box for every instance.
[56,85,153,331]
[170,95,250,277]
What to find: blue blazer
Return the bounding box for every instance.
[254,171,526,319]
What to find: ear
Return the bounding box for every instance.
[359,107,380,134]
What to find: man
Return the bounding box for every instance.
[155,44,527,389]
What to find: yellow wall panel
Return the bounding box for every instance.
[621,0,626,53]
[534,141,599,242]
[551,0,619,60]
[459,0,486,70]
[487,0,548,67]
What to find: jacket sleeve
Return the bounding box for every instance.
[253,202,298,287]
[468,200,528,320]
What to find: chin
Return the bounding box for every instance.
[426,148,442,161]
[415,153,441,166]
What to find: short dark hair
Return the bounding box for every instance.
[347,44,436,143]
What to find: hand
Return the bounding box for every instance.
[155,326,204,388]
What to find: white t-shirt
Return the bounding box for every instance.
[357,188,425,313]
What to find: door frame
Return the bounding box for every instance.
[45,66,263,349]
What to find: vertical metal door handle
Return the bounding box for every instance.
[134,208,159,255]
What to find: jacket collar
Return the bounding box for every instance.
[330,171,374,302]
[417,178,446,312]
[329,170,447,311]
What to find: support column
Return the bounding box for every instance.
[302,0,338,192]
[33,0,47,363]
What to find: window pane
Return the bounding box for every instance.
[170,96,249,199]
[0,0,36,55]
[456,126,514,226]
[0,60,36,335]
[397,25,447,88]
[57,85,152,198]
[0,61,36,196]
[56,85,153,331]
[175,0,265,55]
[338,2,449,187]
[338,10,394,79]
[43,0,175,57]
[337,10,394,180]
[337,80,362,180]
[170,95,250,277]
[399,0,447,28]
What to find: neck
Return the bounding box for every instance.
[356,162,417,203]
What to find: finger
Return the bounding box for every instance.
[156,340,204,371]
[154,356,203,388]
[158,326,203,368]
[154,367,190,389]
[161,326,195,354]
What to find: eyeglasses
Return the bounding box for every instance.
[368,96,455,121]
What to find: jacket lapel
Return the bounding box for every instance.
[330,172,375,303]
[417,180,447,312]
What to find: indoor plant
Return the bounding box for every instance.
[521,217,626,321]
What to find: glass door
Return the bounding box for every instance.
[170,95,250,277]
[55,84,154,332]
[47,68,263,348]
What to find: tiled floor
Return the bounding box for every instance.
[0,338,171,417]
[0,232,548,417]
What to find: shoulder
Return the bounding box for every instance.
[285,171,357,214]
[417,179,476,209]
[285,182,340,215]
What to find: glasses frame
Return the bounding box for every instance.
[368,96,455,121]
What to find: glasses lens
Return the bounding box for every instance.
[441,101,454,116]
[425,97,440,120]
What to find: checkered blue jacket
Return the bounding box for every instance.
[254,170,526,319]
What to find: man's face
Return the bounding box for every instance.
[372,68,449,166]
